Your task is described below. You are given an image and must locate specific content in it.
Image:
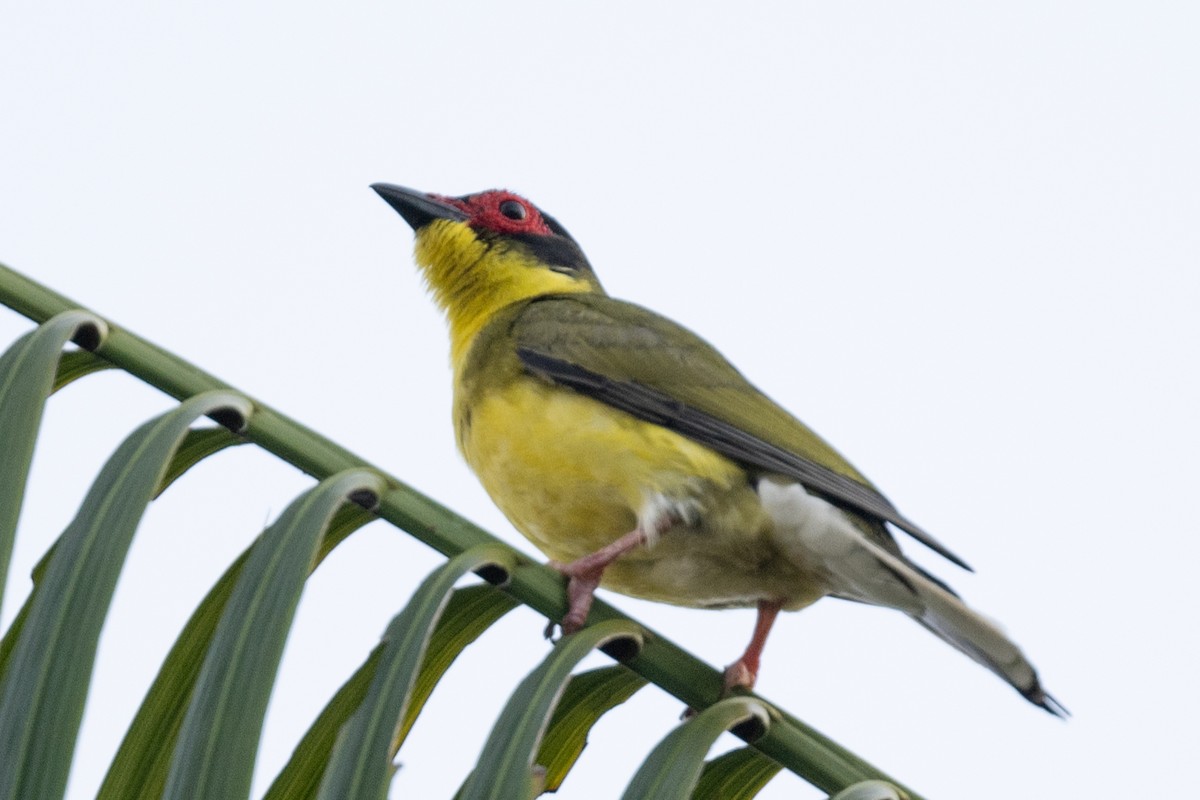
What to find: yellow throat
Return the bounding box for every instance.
[413,219,595,368]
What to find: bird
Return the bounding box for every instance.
[371,182,1065,717]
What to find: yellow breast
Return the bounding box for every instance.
[416,221,825,609]
[455,376,824,609]
[457,376,732,556]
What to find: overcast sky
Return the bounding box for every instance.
[2,3,1198,798]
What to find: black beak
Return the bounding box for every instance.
[370,183,469,230]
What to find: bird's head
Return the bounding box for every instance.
[372,184,602,356]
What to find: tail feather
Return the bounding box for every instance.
[912,596,1068,718]
[758,479,1065,716]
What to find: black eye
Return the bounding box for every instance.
[499,200,527,221]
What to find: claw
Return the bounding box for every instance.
[719,599,783,696]
[549,561,602,635]
[722,659,758,693]
[545,527,650,635]
[561,606,589,635]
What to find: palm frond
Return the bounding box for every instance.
[0,261,914,800]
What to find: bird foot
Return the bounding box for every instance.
[546,559,603,637]
[544,528,650,638]
[719,599,780,694]
[670,661,756,720]
[722,659,758,694]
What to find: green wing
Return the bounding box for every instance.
[511,294,970,571]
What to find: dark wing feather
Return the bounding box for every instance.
[508,295,972,570]
[518,346,972,571]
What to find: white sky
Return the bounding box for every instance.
[2,3,1198,798]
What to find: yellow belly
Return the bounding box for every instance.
[457,377,825,609]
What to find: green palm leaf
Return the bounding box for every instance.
[0,260,926,800]
[0,391,251,800]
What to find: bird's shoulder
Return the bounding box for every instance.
[513,293,748,385]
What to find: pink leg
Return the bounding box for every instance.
[723,600,783,692]
[547,527,649,635]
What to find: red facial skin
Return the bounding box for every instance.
[434,190,555,237]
